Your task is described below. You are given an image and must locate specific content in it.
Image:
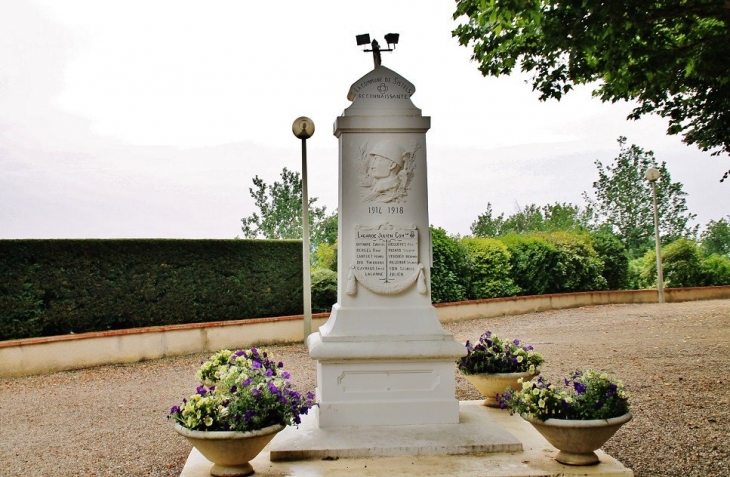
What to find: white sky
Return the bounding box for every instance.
[1,0,727,239]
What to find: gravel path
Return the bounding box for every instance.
[1,300,728,476]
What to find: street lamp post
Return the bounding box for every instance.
[292,117,315,340]
[645,167,664,304]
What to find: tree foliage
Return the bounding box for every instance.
[471,202,591,237]
[583,138,697,258]
[453,0,730,180]
[700,216,730,256]
[240,168,332,245]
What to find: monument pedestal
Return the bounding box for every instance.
[309,329,464,427]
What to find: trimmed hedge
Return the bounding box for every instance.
[0,239,303,341]
[461,237,519,299]
[430,227,469,303]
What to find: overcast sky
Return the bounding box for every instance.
[1,1,727,240]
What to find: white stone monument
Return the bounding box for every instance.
[306,64,466,427]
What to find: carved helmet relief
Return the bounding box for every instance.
[354,140,420,204]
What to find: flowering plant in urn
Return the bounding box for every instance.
[457,330,544,375]
[501,369,629,421]
[171,347,314,432]
[501,369,632,466]
[457,330,544,407]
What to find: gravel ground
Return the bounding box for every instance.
[1,300,728,477]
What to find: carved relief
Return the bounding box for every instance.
[352,141,420,204]
[347,222,427,296]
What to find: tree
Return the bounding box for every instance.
[700,216,730,256]
[240,167,330,243]
[452,0,730,180]
[583,138,697,258]
[471,202,591,237]
[471,203,506,237]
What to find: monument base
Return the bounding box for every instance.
[308,331,465,427]
[178,402,635,477]
[268,401,522,461]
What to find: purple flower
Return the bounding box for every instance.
[169,405,180,415]
[244,410,255,422]
[196,385,207,396]
[574,382,587,395]
[242,378,253,387]
[278,361,284,368]
[252,388,260,398]
[266,368,274,377]
[230,385,237,393]
[252,360,262,369]
[513,339,520,345]
[268,381,279,394]
[281,371,291,379]
[250,347,258,355]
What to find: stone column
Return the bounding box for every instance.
[307,65,465,427]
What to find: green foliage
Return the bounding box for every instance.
[639,238,706,288]
[430,227,469,303]
[701,254,730,286]
[0,240,303,341]
[583,138,697,258]
[662,239,705,288]
[499,234,560,296]
[461,237,520,299]
[471,203,506,237]
[548,232,608,292]
[241,168,328,243]
[589,231,629,290]
[471,202,591,237]
[701,216,730,257]
[452,0,730,180]
[310,268,337,313]
[626,258,647,290]
[499,232,607,295]
[314,242,337,272]
[314,211,339,247]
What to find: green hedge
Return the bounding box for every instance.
[0,239,303,341]
[461,237,520,299]
[430,227,469,303]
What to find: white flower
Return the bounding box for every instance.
[204,416,213,427]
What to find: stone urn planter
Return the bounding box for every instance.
[174,423,284,476]
[522,412,633,465]
[463,371,539,407]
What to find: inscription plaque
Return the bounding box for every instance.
[347,223,426,295]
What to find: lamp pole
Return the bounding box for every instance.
[646,167,664,303]
[292,117,315,340]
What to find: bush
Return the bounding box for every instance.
[638,239,705,288]
[310,268,337,312]
[626,258,647,289]
[547,232,607,292]
[590,232,629,290]
[499,234,559,296]
[461,237,520,299]
[430,227,469,303]
[663,239,705,287]
[701,254,730,286]
[0,239,303,341]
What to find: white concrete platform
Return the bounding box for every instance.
[268,401,522,460]
[179,401,634,477]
